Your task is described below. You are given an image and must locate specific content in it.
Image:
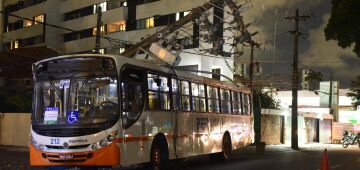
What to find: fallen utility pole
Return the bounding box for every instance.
[285,8,310,150]
[122,0,229,58]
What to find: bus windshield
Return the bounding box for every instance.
[32,57,119,126]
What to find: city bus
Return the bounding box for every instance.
[30,54,253,169]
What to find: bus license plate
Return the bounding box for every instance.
[59,154,74,160]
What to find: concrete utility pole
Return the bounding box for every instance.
[329,72,333,114]
[249,42,261,144]
[95,6,102,53]
[285,9,310,150]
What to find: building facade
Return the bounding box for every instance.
[1,0,241,81]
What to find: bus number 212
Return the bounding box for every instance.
[50,138,60,144]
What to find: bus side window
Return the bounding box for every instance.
[231,91,241,115]
[207,86,220,113]
[243,93,250,115]
[220,89,231,114]
[181,81,190,111]
[172,78,181,110]
[239,92,244,115]
[147,74,170,110]
[191,83,206,112]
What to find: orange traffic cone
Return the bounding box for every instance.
[320,149,329,170]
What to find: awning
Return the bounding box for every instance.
[0,46,58,79]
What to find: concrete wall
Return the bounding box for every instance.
[260,114,284,145]
[262,109,334,145]
[0,113,31,147]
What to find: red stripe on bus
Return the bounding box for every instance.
[114,134,190,143]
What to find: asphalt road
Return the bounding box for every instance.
[0,144,359,170]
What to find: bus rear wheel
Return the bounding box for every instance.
[209,132,232,161]
[221,133,232,160]
[150,137,169,170]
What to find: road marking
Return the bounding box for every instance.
[330,164,342,169]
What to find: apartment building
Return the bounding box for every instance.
[1,0,238,81]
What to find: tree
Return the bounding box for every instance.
[347,76,360,109]
[324,0,360,57]
[253,90,279,109]
[252,83,279,109]
[304,70,323,91]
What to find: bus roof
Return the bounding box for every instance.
[33,54,250,93]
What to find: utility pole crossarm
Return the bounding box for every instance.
[121,0,223,58]
[224,0,250,44]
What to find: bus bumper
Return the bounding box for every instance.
[30,142,120,167]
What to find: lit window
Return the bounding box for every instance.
[23,19,33,27]
[176,11,190,21]
[119,47,125,53]
[145,17,154,28]
[93,25,106,35]
[122,1,127,6]
[34,14,44,25]
[184,11,190,16]
[107,21,126,33]
[91,48,105,54]
[176,13,180,21]
[11,40,19,49]
[99,48,105,54]
[137,17,154,29]
[93,2,107,14]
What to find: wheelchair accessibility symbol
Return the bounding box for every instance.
[67,111,79,124]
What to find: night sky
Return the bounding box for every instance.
[237,0,360,88]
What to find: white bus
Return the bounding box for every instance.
[30,54,253,169]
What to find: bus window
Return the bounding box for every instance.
[191,83,206,112]
[121,67,145,129]
[231,91,241,114]
[181,81,190,111]
[220,89,231,114]
[243,93,250,115]
[239,92,244,115]
[172,78,181,110]
[207,86,220,113]
[147,74,170,110]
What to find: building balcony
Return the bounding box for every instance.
[136,0,195,19]
[7,1,46,21]
[3,24,43,41]
[62,7,127,31]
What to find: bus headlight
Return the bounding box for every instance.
[30,135,42,150]
[39,144,45,151]
[99,140,107,147]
